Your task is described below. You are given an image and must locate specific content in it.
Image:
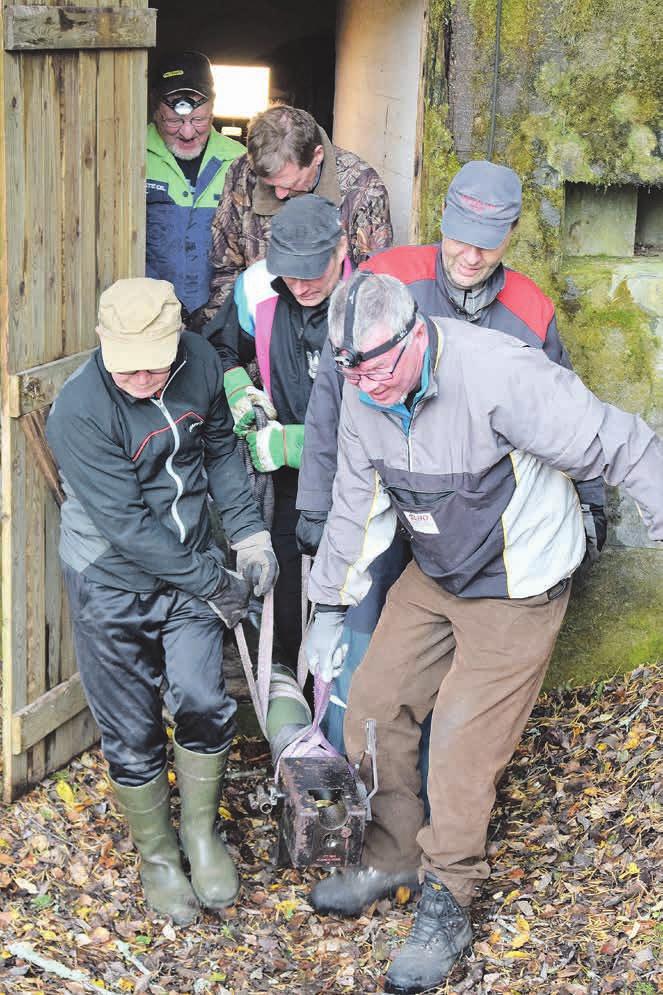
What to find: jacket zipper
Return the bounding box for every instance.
[151,358,187,543]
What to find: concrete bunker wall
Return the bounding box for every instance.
[420,0,663,684]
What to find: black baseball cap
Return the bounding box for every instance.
[267,195,344,279]
[151,51,215,101]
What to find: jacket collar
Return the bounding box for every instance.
[252,126,341,217]
[146,123,227,188]
[435,248,506,321]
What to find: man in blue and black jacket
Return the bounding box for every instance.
[47,278,278,924]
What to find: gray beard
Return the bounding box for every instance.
[164,139,205,161]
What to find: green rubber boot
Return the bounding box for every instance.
[111,769,200,925]
[173,739,240,909]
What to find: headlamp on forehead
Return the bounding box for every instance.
[163,93,208,116]
[332,272,418,370]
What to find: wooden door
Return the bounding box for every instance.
[0,0,155,800]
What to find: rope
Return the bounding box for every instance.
[487,0,503,160]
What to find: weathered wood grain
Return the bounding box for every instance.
[4,6,156,51]
[8,350,94,417]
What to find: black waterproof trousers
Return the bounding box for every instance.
[271,467,304,673]
[63,564,237,786]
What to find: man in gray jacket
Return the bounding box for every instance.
[47,278,278,924]
[304,272,663,995]
[296,160,606,754]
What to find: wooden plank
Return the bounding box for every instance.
[11,672,88,754]
[96,50,116,296]
[4,6,156,51]
[410,0,429,244]
[46,708,99,775]
[78,51,99,348]
[24,449,47,783]
[1,421,30,801]
[7,349,94,416]
[114,47,146,277]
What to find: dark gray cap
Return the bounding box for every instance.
[267,194,343,279]
[441,160,522,249]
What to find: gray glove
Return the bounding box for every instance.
[232,529,279,597]
[207,568,252,628]
[581,503,607,565]
[303,608,349,682]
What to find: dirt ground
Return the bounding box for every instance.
[0,664,661,995]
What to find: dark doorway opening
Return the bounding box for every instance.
[150,0,338,139]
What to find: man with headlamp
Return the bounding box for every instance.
[296,160,607,754]
[146,51,244,330]
[305,270,663,994]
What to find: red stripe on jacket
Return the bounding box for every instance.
[497,270,554,342]
[132,411,204,462]
[359,245,438,285]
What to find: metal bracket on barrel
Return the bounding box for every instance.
[249,781,283,815]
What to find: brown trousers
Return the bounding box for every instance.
[344,560,571,907]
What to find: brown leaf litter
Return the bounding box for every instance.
[0,664,661,995]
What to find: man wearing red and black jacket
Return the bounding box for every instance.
[296,160,605,773]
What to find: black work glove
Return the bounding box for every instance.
[581,503,608,565]
[207,568,252,628]
[296,511,328,556]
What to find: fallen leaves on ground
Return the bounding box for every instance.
[0,664,661,994]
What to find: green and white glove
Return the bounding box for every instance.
[224,366,277,438]
[246,422,304,472]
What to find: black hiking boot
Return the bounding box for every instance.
[311,866,420,917]
[384,875,472,994]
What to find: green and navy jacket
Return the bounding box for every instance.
[146,124,244,314]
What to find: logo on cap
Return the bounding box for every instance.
[459,194,498,214]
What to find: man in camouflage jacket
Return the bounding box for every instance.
[201,105,393,318]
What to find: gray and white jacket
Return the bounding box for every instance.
[47,332,264,596]
[309,318,663,604]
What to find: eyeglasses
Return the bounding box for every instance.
[158,111,212,134]
[340,340,409,385]
[114,366,172,377]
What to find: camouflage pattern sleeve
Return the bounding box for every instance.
[342,170,394,265]
[203,157,251,319]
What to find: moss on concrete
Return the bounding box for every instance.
[419,0,662,684]
[555,260,661,412]
[546,549,663,688]
[420,104,462,244]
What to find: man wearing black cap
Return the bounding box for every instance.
[146,51,245,330]
[200,104,393,317]
[206,193,349,671]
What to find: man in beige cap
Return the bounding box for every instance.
[47,277,278,924]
